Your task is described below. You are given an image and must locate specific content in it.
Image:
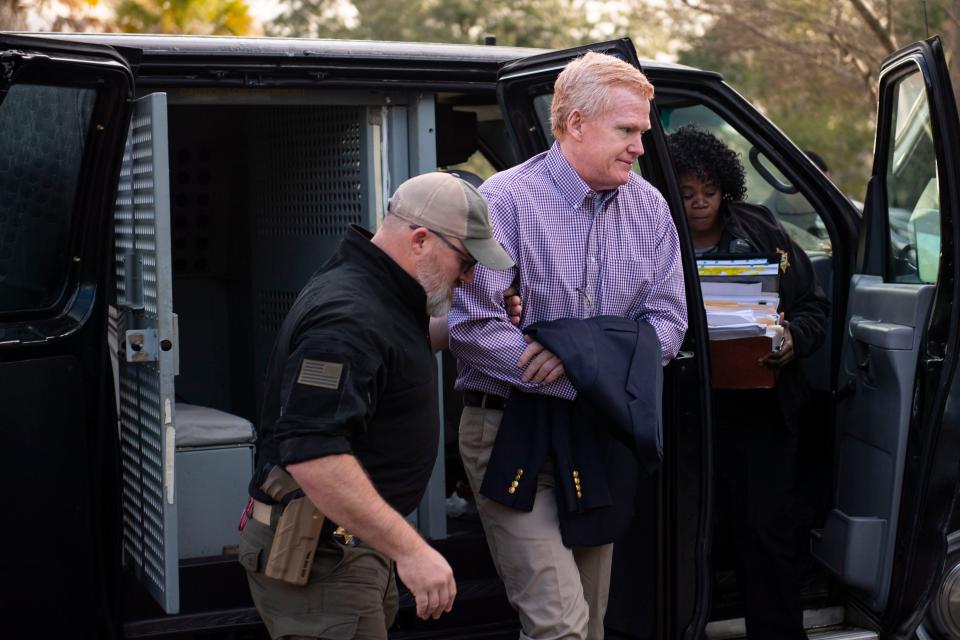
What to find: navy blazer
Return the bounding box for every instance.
[478,316,663,546]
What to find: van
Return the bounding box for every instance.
[1,31,958,640]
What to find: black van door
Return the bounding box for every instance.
[810,36,960,637]
[494,39,712,640]
[0,35,134,638]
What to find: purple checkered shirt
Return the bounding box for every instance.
[449,143,688,400]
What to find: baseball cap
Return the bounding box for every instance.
[387,172,514,270]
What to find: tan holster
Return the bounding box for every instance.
[259,466,325,586]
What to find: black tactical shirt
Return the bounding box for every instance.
[251,225,439,516]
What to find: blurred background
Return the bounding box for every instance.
[2,0,957,202]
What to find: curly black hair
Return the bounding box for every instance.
[665,125,747,202]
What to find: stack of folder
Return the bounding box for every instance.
[698,257,783,389]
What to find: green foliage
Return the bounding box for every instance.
[114,0,254,35]
[666,0,960,199]
[268,0,605,48]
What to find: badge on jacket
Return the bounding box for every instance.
[776,247,790,273]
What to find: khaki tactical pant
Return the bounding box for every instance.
[240,518,398,639]
[459,405,614,640]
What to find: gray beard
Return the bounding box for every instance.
[416,258,454,318]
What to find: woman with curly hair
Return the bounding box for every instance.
[666,125,829,640]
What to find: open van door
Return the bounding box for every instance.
[494,39,712,640]
[811,36,960,636]
[0,35,134,636]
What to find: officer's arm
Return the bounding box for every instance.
[273,319,455,620]
[287,455,455,621]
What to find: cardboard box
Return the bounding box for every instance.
[709,335,776,389]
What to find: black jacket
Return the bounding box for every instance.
[479,316,662,546]
[718,201,830,423]
[251,225,439,516]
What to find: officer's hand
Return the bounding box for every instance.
[504,286,522,326]
[760,318,795,368]
[503,287,523,325]
[396,543,456,620]
[518,336,565,384]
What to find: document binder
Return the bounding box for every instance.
[697,254,781,389]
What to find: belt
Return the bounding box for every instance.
[251,499,360,546]
[463,391,507,411]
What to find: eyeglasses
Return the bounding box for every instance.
[411,225,477,273]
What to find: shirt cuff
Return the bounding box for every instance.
[277,429,353,467]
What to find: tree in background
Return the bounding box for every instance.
[2,0,256,33]
[113,0,253,34]
[1,0,26,29]
[268,0,623,48]
[644,0,960,198]
[2,0,116,30]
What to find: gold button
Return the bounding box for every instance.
[510,480,519,488]
[576,491,583,499]
[517,469,524,476]
[572,470,579,478]
[507,486,516,495]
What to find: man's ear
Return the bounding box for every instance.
[410,226,430,257]
[565,109,585,141]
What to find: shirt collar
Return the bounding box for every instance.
[340,225,429,329]
[545,142,619,211]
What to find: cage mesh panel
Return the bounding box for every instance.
[113,94,178,613]
[249,106,364,237]
[248,106,368,418]
[258,289,300,335]
[169,142,219,277]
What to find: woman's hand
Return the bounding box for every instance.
[760,315,795,368]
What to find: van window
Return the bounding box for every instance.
[0,83,95,313]
[661,104,832,256]
[885,68,940,284]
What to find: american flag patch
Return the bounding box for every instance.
[297,359,344,390]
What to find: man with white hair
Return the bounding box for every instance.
[449,52,687,639]
[241,172,513,639]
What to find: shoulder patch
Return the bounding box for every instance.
[298,359,344,390]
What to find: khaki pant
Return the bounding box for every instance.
[240,518,398,639]
[459,405,613,640]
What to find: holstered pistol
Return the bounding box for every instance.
[260,466,325,586]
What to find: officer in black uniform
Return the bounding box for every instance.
[239,172,514,640]
[667,126,829,640]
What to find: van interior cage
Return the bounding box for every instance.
[110,91,444,613]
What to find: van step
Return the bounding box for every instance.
[706,606,876,640]
[808,630,878,640]
[707,624,876,640]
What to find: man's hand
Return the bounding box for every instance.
[396,543,457,620]
[504,286,522,325]
[760,317,795,368]
[518,335,565,384]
